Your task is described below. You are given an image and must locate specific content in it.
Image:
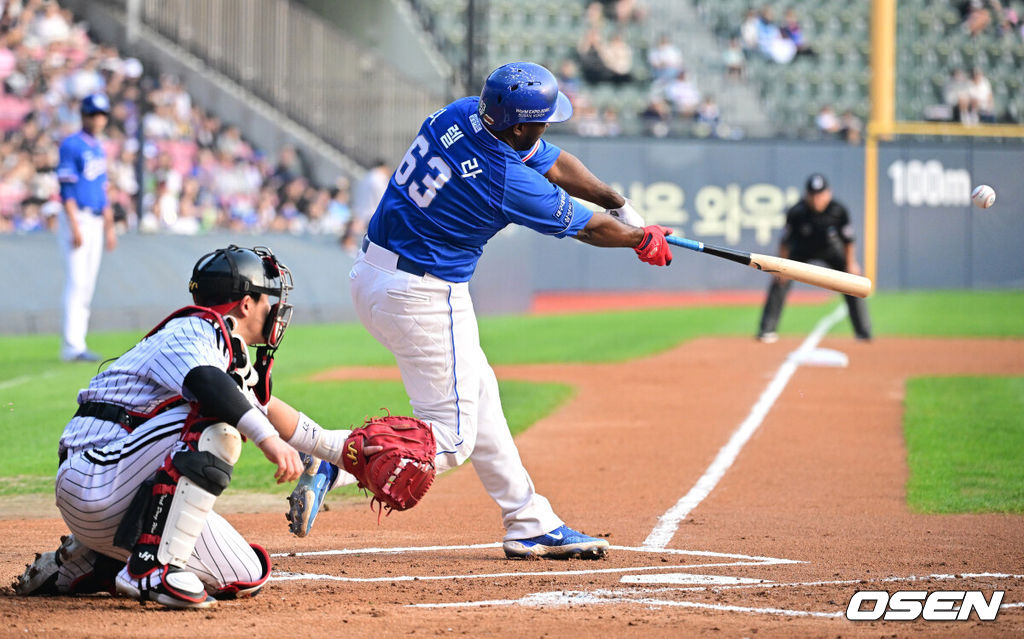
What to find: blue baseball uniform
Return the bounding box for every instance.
[57,130,109,360]
[58,132,109,212]
[368,97,593,281]
[352,96,594,542]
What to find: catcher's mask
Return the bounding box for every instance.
[189,245,294,349]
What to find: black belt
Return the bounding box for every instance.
[74,402,148,431]
[362,236,427,277]
[62,400,183,466]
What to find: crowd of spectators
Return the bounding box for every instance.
[0,0,356,238]
[959,0,1024,39]
[940,66,997,123]
[535,1,1024,139]
[739,7,816,66]
[566,0,736,139]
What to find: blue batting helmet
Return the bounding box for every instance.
[478,62,572,131]
[80,93,110,116]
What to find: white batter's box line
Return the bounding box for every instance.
[272,542,502,557]
[271,543,803,566]
[409,583,1022,617]
[662,571,1024,593]
[408,588,846,618]
[271,560,784,584]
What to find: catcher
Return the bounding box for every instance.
[13,245,416,609]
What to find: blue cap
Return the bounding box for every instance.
[478,62,572,131]
[81,93,111,116]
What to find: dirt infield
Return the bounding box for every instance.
[3,336,1023,637]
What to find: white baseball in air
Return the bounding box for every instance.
[971,184,996,209]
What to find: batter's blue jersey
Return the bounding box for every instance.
[57,132,108,213]
[368,96,593,282]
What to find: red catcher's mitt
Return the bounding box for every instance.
[341,412,437,515]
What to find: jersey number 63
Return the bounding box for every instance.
[394,135,452,208]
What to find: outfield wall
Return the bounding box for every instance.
[542,135,1024,292]
[4,139,1021,334]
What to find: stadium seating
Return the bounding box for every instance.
[409,0,1024,137]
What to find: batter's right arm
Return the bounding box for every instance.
[576,213,675,267]
[575,211,644,248]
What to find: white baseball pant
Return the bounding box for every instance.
[58,210,105,359]
[55,405,265,591]
[350,241,563,540]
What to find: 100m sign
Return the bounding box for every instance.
[887,159,972,207]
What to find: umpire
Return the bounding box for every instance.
[756,173,872,342]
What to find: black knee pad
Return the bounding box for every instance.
[172,450,233,496]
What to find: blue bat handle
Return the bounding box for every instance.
[665,235,704,252]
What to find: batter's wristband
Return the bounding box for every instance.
[237,407,277,445]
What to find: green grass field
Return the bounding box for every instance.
[905,376,1024,513]
[1,290,1022,507]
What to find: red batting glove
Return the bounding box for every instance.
[634,225,674,266]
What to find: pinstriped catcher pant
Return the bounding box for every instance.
[54,405,264,592]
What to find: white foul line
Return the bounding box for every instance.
[0,370,56,392]
[643,305,848,549]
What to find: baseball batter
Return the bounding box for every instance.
[288,62,674,559]
[15,246,359,609]
[57,93,117,362]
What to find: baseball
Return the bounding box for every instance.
[971,184,996,209]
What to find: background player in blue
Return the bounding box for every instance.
[57,93,118,362]
[288,62,674,559]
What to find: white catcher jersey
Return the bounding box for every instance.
[60,316,232,456]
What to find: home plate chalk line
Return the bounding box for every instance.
[271,307,1023,616]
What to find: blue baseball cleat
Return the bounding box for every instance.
[287,453,338,537]
[502,525,610,560]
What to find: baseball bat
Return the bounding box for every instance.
[665,235,872,298]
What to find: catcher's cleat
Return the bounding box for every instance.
[115,565,215,609]
[287,453,338,537]
[14,551,60,596]
[503,525,610,560]
[14,534,77,595]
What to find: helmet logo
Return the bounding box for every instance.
[188,280,198,291]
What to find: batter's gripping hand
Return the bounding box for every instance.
[634,225,674,266]
[342,412,437,515]
[606,199,644,227]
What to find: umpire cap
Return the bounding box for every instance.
[805,173,829,194]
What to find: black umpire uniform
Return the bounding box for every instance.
[756,173,872,341]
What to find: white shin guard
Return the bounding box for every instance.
[158,423,241,567]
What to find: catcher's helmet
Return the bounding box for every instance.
[477,62,572,131]
[189,245,294,348]
[80,93,110,116]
